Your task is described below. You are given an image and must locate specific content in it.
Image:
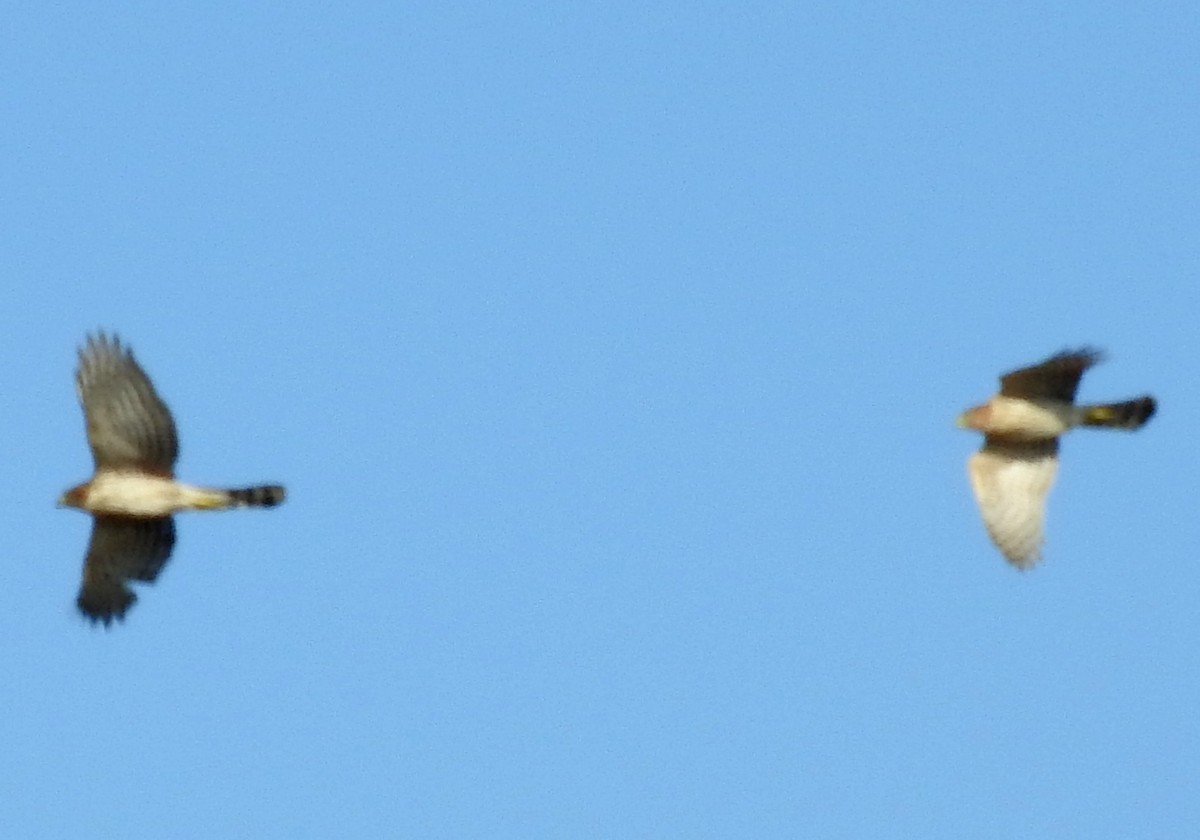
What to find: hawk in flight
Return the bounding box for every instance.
[956,348,1155,569]
[60,332,285,625]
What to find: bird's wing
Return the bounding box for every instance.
[967,438,1058,569]
[76,333,179,473]
[76,516,176,625]
[999,348,1102,402]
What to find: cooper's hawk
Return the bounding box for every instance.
[59,332,286,625]
[956,348,1155,569]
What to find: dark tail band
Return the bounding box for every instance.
[1081,396,1156,430]
[227,485,287,508]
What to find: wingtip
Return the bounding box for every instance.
[1005,556,1040,572]
[76,587,135,628]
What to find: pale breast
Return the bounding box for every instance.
[84,472,185,517]
[987,396,1075,439]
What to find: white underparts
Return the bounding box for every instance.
[78,471,229,517]
[985,396,1077,439]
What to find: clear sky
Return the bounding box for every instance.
[2,3,1198,838]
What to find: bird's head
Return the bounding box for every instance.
[955,403,991,431]
[58,484,89,509]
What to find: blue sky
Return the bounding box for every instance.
[2,3,1198,837]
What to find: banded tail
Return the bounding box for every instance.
[225,485,287,508]
[1081,396,1156,430]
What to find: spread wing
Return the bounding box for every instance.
[998,348,1101,403]
[76,333,179,474]
[76,516,176,625]
[967,438,1058,569]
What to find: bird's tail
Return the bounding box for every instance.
[1080,396,1156,430]
[183,484,287,510]
[224,485,287,508]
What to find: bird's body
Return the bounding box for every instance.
[60,333,285,625]
[960,396,1078,439]
[957,349,1154,569]
[62,472,283,517]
